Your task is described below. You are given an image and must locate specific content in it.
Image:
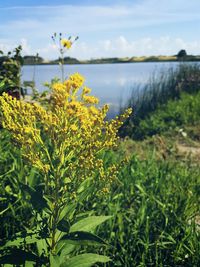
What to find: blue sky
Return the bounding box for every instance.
[1,0,200,59]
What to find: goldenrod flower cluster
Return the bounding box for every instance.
[0,73,132,193]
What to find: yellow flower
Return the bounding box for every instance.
[61,39,72,49]
[0,74,132,195]
[89,106,99,115]
[71,124,78,132]
[52,82,66,91]
[65,73,85,94]
[83,95,99,104]
[83,86,91,95]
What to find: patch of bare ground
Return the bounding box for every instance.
[176,143,200,157]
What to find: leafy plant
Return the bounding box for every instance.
[0,72,131,266]
[0,46,23,98]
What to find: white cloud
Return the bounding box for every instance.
[69,36,200,59]
[0,39,12,52]
[0,38,31,55]
[20,38,31,54]
[1,35,200,60]
[0,0,200,58]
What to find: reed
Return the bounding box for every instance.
[120,63,200,139]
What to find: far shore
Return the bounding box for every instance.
[22,55,200,65]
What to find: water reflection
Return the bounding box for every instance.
[22,62,180,117]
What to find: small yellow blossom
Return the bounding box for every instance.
[89,106,99,115]
[83,86,91,95]
[83,95,99,104]
[70,124,78,132]
[66,73,85,93]
[52,82,66,91]
[61,39,72,49]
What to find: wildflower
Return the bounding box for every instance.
[52,82,66,92]
[70,124,78,132]
[89,106,99,115]
[66,73,85,93]
[61,39,72,49]
[0,75,132,194]
[83,86,91,95]
[83,95,99,104]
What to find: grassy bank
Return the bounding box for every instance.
[0,61,200,266]
[120,63,200,139]
[97,151,200,266]
[130,91,200,140]
[1,89,200,266]
[94,89,200,266]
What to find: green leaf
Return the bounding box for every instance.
[60,253,111,267]
[59,203,77,222]
[135,184,146,195]
[4,235,38,248]
[77,178,92,194]
[0,80,5,89]
[55,240,75,255]
[70,216,112,233]
[30,193,48,212]
[25,261,35,267]
[50,254,60,267]
[57,219,70,232]
[75,178,97,203]
[37,238,48,255]
[60,231,107,246]
[58,243,76,262]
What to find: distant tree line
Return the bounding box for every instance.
[23,55,44,64]
[6,50,199,65]
[176,49,200,61]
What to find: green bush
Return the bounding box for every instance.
[0,46,23,98]
[133,91,200,139]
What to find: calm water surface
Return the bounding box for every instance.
[22,62,181,116]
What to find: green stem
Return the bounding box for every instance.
[61,55,64,82]
[50,171,60,252]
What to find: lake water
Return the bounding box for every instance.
[21,62,182,117]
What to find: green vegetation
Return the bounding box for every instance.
[97,148,200,266]
[120,63,200,139]
[21,51,200,65]
[1,87,200,266]
[131,91,200,139]
[0,46,23,98]
[0,69,131,266]
[23,55,44,65]
[0,44,200,266]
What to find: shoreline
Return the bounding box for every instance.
[23,59,200,66]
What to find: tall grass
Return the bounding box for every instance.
[120,63,200,139]
[80,150,200,266]
[1,127,199,266]
[0,130,39,242]
[131,91,200,139]
[1,61,200,266]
